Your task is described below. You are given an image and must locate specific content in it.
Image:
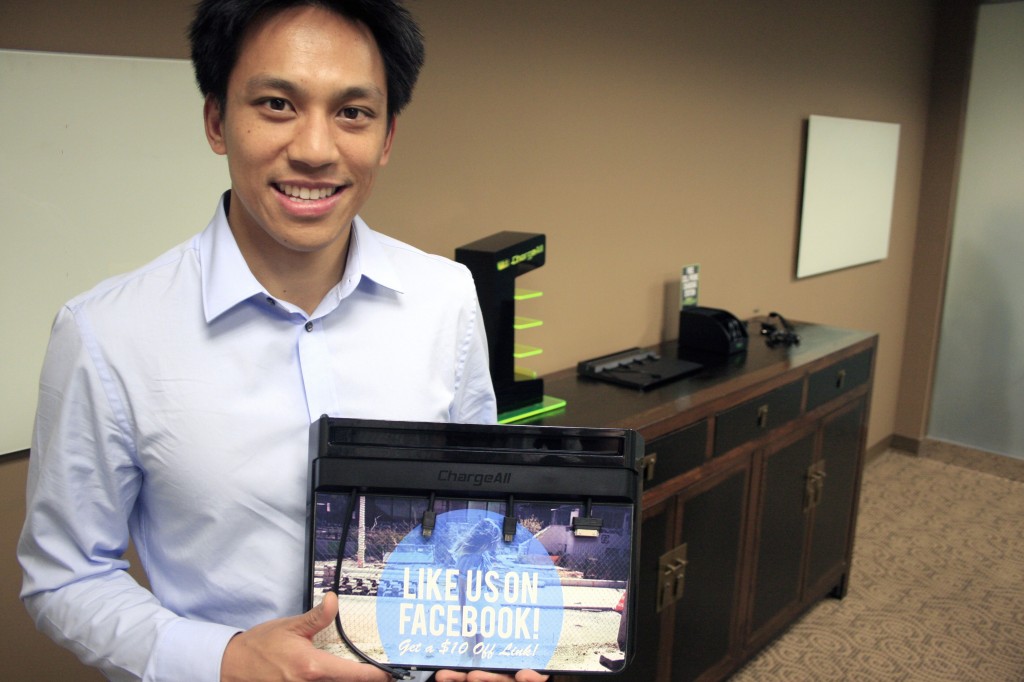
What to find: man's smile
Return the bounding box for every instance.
[275,183,341,201]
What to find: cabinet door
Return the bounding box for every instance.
[748,429,816,638]
[671,463,749,681]
[615,499,673,682]
[805,399,865,597]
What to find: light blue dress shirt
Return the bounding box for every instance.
[18,197,496,681]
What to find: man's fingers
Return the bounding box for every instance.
[434,670,467,682]
[435,671,548,682]
[307,649,392,682]
[296,591,338,639]
[515,672,550,682]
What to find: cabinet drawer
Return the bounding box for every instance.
[806,349,873,410]
[713,380,803,455]
[642,421,707,489]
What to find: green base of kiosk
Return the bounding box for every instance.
[498,395,566,424]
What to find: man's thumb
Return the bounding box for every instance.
[299,591,339,638]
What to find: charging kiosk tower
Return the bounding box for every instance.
[456,232,563,422]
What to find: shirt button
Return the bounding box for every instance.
[266,297,276,306]
[305,321,314,332]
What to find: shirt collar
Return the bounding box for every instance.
[198,194,405,323]
[199,194,265,323]
[344,215,405,295]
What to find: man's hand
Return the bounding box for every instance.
[433,670,549,682]
[220,591,390,682]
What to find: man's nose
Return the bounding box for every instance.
[288,113,340,168]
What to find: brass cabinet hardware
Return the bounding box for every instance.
[835,369,847,390]
[757,404,770,429]
[657,543,689,612]
[804,460,827,512]
[640,452,658,482]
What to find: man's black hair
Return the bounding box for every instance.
[189,0,425,122]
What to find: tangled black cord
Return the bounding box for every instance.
[331,489,413,680]
[760,311,801,347]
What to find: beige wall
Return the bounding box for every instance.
[0,0,971,678]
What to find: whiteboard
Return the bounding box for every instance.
[0,50,229,454]
[796,115,900,278]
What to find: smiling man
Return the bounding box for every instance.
[17,2,547,682]
[203,4,395,316]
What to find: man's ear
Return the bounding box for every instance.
[379,118,397,167]
[203,95,227,156]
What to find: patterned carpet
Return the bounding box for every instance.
[731,450,1024,681]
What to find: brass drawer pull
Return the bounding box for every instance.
[657,544,689,612]
[639,453,658,482]
[804,460,828,512]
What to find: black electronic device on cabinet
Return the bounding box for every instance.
[456,232,562,420]
[678,306,749,356]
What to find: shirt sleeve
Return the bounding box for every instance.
[450,290,498,426]
[17,305,238,682]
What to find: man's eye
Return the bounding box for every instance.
[265,98,289,111]
[340,107,364,120]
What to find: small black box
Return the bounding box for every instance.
[678,306,748,356]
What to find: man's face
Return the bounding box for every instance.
[204,5,394,260]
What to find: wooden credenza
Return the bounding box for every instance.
[531,322,877,682]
